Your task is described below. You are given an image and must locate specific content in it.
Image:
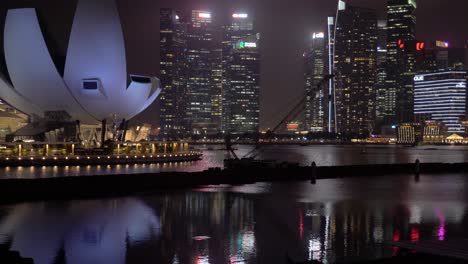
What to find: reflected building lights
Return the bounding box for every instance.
[0,177,466,263]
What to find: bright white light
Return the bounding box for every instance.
[175,15,180,20]
[338,0,346,10]
[244,42,257,48]
[198,12,211,18]
[233,13,248,18]
[414,75,424,81]
[313,32,324,39]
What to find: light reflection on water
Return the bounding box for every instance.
[1,144,468,179]
[0,174,467,263]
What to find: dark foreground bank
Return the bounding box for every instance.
[0,161,467,204]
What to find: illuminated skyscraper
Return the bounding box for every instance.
[375,20,388,124]
[185,10,221,135]
[222,13,260,134]
[414,71,467,133]
[159,8,188,139]
[327,16,336,133]
[333,1,377,136]
[386,0,417,123]
[304,32,327,132]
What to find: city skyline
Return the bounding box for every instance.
[0,0,467,130]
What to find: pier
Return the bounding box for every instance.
[0,141,201,167]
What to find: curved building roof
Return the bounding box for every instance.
[1,0,160,125]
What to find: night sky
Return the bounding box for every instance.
[0,0,467,129]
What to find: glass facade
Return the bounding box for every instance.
[333,3,377,136]
[159,8,188,139]
[304,33,327,132]
[386,0,417,123]
[222,14,260,134]
[414,71,468,133]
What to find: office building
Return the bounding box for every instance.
[304,32,327,132]
[428,40,468,71]
[414,71,467,133]
[326,16,336,133]
[222,13,260,134]
[333,0,377,136]
[386,0,417,124]
[184,10,221,135]
[159,9,188,139]
[375,20,388,123]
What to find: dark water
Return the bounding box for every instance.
[2,145,468,179]
[1,174,467,263]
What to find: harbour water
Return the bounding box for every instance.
[1,144,468,179]
[0,173,467,263]
[1,145,468,263]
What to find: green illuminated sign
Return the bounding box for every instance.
[408,0,417,8]
[239,41,245,48]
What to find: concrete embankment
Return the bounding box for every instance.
[0,162,467,204]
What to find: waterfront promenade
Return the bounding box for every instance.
[0,141,202,167]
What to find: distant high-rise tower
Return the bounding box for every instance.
[185,10,221,135]
[304,32,327,132]
[333,0,377,136]
[159,8,188,139]
[327,16,336,133]
[386,0,417,124]
[222,13,260,134]
[375,20,388,124]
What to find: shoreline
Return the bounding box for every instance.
[0,152,202,167]
[0,161,466,204]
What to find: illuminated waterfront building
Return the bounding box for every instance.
[332,0,377,136]
[222,13,260,134]
[422,121,444,144]
[414,71,468,133]
[159,9,188,139]
[185,10,221,135]
[385,0,417,124]
[304,32,327,132]
[0,0,161,127]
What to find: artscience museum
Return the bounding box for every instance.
[0,0,161,141]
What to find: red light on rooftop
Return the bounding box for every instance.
[416,42,425,51]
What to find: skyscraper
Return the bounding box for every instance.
[333,0,377,136]
[386,0,417,124]
[327,16,336,133]
[159,8,188,139]
[375,20,388,124]
[414,71,467,133]
[185,10,220,135]
[222,13,260,134]
[304,32,327,132]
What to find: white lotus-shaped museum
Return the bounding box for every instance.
[0,0,161,125]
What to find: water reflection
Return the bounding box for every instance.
[0,174,467,263]
[2,145,468,179]
[0,199,160,264]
